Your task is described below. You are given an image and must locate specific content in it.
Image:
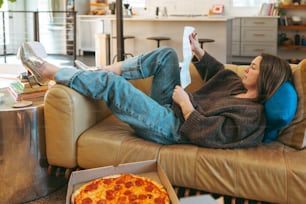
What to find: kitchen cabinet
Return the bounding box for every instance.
[241,18,278,56]
[278,4,306,52]
[231,18,241,56]
[232,17,278,64]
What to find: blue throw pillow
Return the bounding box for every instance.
[263,81,298,143]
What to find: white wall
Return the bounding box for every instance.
[107,0,261,17]
[146,0,227,16]
[6,0,263,17]
[138,0,259,17]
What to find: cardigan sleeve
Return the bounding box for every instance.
[194,52,224,81]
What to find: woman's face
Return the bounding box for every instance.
[242,56,262,90]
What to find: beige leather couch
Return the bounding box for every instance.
[44,60,306,203]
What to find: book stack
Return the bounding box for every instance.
[258,3,277,16]
[8,74,49,101]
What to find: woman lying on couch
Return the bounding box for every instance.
[18,32,293,149]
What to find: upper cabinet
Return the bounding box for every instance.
[278,4,306,52]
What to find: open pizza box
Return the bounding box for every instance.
[66,160,179,204]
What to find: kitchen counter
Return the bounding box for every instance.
[78,14,234,21]
[123,15,234,22]
[109,15,234,63]
[77,14,235,63]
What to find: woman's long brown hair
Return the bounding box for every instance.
[257,53,293,103]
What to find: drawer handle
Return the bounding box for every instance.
[253,21,265,24]
[254,49,264,52]
[253,34,265,37]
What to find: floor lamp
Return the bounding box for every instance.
[116,0,124,61]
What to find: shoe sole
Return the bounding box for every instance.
[75,60,97,70]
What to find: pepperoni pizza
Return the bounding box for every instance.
[71,174,170,204]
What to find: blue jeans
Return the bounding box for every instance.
[54,47,190,144]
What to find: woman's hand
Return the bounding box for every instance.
[189,32,200,51]
[189,32,205,61]
[172,85,195,120]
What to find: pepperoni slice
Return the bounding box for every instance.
[106,189,114,195]
[96,199,107,204]
[128,194,137,201]
[154,197,164,204]
[105,189,115,200]
[135,178,144,186]
[81,197,93,204]
[138,194,147,200]
[103,178,112,185]
[106,193,115,200]
[115,178,125,185]
[124,190,132,195]
[145,184,154,192]
[125,181,133,188]
[84,182,98,192]
[114,184,122,191]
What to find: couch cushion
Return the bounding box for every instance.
[159,142,289,203]
[263,81,298,143]
[77,115,162,168]
[277,59,306,149]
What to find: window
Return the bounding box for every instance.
[232,0,275,7]
[0,1,9,46]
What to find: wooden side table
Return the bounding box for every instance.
[0,88,66,203]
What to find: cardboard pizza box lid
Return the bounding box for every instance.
[66,160,179,204]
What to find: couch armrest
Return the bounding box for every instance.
[44,84,111,168]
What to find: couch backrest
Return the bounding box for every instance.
[277,59,306,149]
[128,62,298,93]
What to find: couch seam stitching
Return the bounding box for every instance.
[234,151,238,198]
[194,147,199,188]
[282,145,289,203]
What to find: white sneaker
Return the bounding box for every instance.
[74,60,98,71]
